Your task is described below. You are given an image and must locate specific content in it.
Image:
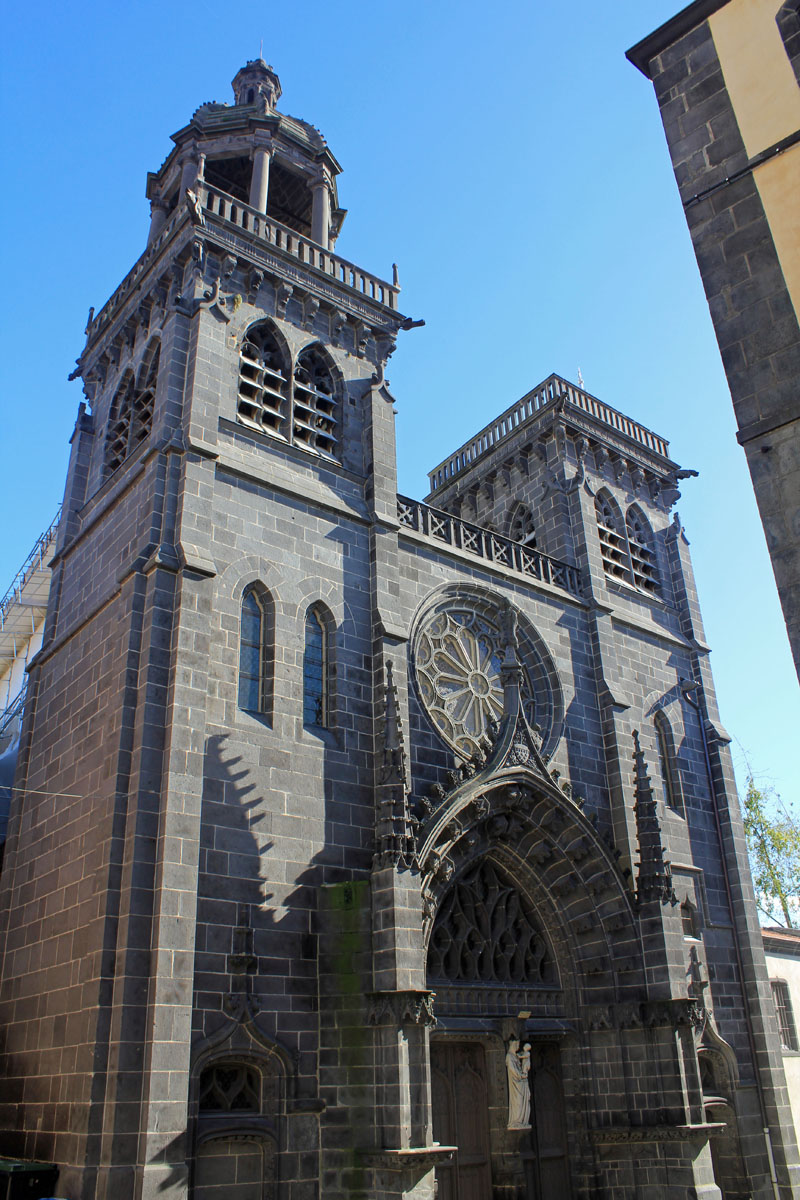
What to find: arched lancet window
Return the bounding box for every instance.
[293,346,339,459]
[626,506,659,594]
[237,322,290,437]
[508,503,537,547]
[655,710,683,813]
[238,585,273,717]
[104,343,160,477]
[132,341,159,448]
[105,371,136,475]
[303,605,330,727]
[595,491,629,582]
[776,2,800,84]
[681,900,698,938]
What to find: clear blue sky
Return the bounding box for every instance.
[1,0,797,802]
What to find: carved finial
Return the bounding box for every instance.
[381,660,406,786]
[633,730,675,905]
[374,660,417,871]
[577,367,584,389]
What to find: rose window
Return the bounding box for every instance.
[415,607,536,759]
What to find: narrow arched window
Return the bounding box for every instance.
[238,585,273,717]
[655,710,683,813]
[303,606,328,727]
[595,492,628,582]
[237,322,289,437]
[132,341,159,448]
[105,371,136,475]
[508,503,537,547]
[627,506,659,594]
[681,900,698,938]
[293,347,339,459]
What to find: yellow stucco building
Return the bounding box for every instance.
[628,0,800,680]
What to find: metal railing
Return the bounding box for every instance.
[0,681,27,742]
[428,374,671,493]
[0,508,61,632]
[397,495,583,600]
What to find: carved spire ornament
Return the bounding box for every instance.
[374,660,417,870]
[633,731,675,905]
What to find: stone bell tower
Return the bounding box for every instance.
[0,59,415,1200]
[2,54,799,1200]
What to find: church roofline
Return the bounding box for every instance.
[626,0,732,77]
[426,373,678,497]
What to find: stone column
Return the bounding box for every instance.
[147,200,168,245]
[249,145,271,213]
[311,179,330,248]
[179,152,199,196]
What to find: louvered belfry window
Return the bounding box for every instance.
[237,326,339,461]
[237,324,289,437]
[627,507,659,594]
[595,492,660,596]
[104,341,160,476]
[595,493,629,582]
[106,372,136,475]
[293,347,338,458]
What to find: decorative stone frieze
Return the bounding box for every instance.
[366,990,437,1028]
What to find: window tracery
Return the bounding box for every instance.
[415,605,536,759]
[199,1063,260,1112]
[427,860,552,985]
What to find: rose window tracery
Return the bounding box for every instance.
[415,607,536,759]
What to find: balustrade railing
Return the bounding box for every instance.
[397,495,582,600]
[88,181,400,346]
[201,183,400,310]
[428,374,670,493]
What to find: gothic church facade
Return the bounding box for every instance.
[0,60,798,1200]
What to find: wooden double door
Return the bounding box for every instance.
[431,1040,570,1200]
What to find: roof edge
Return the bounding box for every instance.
[626,0,731,76]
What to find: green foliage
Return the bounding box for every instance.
[742,777,800,928]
